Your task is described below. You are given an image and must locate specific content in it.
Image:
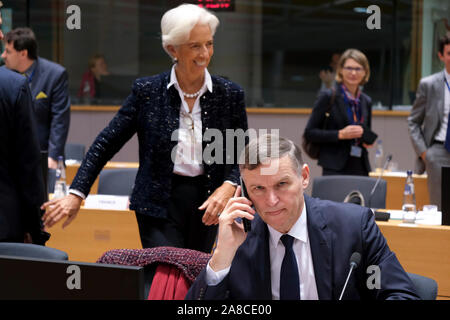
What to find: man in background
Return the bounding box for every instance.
[1,27,70,169]
[0,4,48,244]
[408,35,450,209]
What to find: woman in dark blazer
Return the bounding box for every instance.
[42,4,248,253]
[304,49,375,176]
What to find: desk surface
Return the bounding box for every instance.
[45,205,450,299]
[66,161,139,194]
[45,207,142,263]
[369,171,429,210]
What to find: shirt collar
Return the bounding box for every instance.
[167,65,213,93]
[444,68,450,83]
[23,60,37,78]
[268,204,308,248]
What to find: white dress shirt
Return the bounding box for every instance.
[206,204,319,300]
[434,69,450,142]
[168,65,212,177]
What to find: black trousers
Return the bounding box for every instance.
[135,174,217,253]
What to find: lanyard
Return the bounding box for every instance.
[445,77,450,93]
[341,85,363,124]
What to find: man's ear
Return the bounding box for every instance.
[438,51,445,63]
[301,164,310,189]
[19,49,29,59]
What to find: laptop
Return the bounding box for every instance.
[0,255,145,299]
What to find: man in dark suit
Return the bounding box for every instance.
[1,27,70,169]
[186,135,419,300]
[0,7,47,243]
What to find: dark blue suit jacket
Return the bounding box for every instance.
[186,195,419,300]
[71,71,248,218]
[304,86,372,173]
[29,57,71,159]
[0,68,46,242]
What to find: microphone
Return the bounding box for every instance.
[368,154,392,208]
[339,252,361,300]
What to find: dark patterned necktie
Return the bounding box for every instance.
[280,234,300,300]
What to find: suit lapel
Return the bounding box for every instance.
[249,215,272,299]
[433,71,445,123]
[29,58,42,99]
[305,195,333,300]
[335,91,350,127]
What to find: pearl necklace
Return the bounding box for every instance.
[181,89,202,99]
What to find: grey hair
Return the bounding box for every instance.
[161,4,219,59]
[239,134,304,176]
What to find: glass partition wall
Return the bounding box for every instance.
[1,0,449,109]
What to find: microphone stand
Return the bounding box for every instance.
[368,155,392,208]
[339,262,357,300]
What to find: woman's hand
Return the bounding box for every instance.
[41,194,83,229]
[338,125,363,140]
[199,182,237,226]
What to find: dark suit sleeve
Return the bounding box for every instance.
[223,87,248,184]
[360,209,420,300]
[13,79,47,242]
[185,268,231,300]
[304,90,340,143]
[48,70,71,159]
[70,81,139,196]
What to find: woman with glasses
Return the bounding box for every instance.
[304,49,375,176]
[41,4,248,253]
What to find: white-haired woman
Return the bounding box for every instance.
[42,4,248,253]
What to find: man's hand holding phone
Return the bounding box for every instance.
[209,186,255,272]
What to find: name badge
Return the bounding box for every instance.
[350,145,362,158]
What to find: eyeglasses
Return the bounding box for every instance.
[343,66,364,73]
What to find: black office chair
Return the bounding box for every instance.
[311,175,387,209]
[407,272,438,300]
[97,168,138,196]
[0,243,68,260]
[64,143,86,161]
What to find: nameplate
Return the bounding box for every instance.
[84,195,129,210]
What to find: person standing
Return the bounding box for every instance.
[408,36,450,209]
[41,4,248,253]
[304,49,376,176]
[0,5,48,244]
[1,27,70,169]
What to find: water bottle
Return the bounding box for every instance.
[374,140,384,172]
[402,170,416,224]
[53,156,67,199]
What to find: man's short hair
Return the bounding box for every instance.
[438,35,450,55]
[4,27,38,60]
[239,134,304,175]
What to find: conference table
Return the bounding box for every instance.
[66,161,139,194]
[369,171,429,210]
[45,203,450,300]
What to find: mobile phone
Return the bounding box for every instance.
[239,177,252,232]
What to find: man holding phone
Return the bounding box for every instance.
[186,134,418,300]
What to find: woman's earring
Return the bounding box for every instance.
[173,57,178,64]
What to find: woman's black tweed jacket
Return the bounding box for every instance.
[70,71,248,218]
